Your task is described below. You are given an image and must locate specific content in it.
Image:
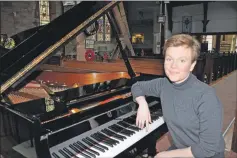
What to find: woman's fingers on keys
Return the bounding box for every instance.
[140,120,144,129]
[146,120,149,132]
[149,113,152,123]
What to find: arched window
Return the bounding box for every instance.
[104,15,111,42]
[85,15,111,48]
[86,15,111,41]
[97,16,104,41]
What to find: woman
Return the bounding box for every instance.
[131,34,225,158]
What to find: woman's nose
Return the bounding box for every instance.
[171,61,177,68]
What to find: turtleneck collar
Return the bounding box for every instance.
[171,73,195,90]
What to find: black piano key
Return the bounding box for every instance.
[110,124,135,135]
[77,141,100,156]
[94,132,118,145]
[117,121,129,127]
[129,115,137,120]
[118,121,140,132]
[123,117,136,125]
[86,137,109,150]
[58,149,70,158]
[52,152,60,158]
[151,109,163,117]
[101,128,126,141]
[151,114,159,121]
[73,143,96,158]
[97,132,120,144]
[108,125,120,132]
[128,125,141,131]
[82,138,105,153]
[90,133,106,143]
[89,134,104,143]
[108,127,130,137]
[63,147,78,158]
[70,144,81,153]
[108,125,130,137]
[91,133,114,147]
[156,110,163,116]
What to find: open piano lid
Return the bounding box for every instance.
[0,1,119,94]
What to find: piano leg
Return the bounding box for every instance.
[146,124,168,156]
[14,115,21,143]
[146,129,160,157]
[28,124,33,147]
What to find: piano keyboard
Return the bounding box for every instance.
[50,107,164,158]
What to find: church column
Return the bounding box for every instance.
[202,2,209,33]
[165,1,172,41]
[160,2,165,54]
[0,2,2,36]
[153,2,161,54]
[62,2,78,60]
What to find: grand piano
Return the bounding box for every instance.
[0,2,167,158]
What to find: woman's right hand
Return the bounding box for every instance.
[135,96,152,131]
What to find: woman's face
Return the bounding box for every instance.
[164,46,196,84]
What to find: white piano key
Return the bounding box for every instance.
[50,109,164,158]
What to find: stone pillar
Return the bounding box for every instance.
[0,2,2,36]
[153,3,161,54]
[76,33,87,61]
[49,1,63,21]
[63,3,78,58]
[164,1,172,42]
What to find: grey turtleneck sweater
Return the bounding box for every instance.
[131,73,225,158]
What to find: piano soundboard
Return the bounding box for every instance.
[49,101,164,158]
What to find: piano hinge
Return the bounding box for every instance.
[40,134,49,141]
[107,111,113,117]
[45,97,55,112]
[0,95,11,106]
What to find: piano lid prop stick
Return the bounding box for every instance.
[41,92,132,124]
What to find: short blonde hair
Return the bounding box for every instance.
[163,34,200,62]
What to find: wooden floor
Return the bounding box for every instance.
[211,71,237,134]
[213,71,237,157]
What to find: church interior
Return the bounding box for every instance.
[0,1,237,158]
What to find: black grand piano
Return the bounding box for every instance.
[0,2,167,158]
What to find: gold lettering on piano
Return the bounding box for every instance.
[1,1,118,93]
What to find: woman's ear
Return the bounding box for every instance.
[190,60,197,71]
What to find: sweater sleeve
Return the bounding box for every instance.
[191,88,223,157]
[131,78,165,101]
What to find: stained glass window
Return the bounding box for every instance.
[97,16,104,41]
[39,0,50,25]
[85,14,111,48]
[104,15,111,41]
